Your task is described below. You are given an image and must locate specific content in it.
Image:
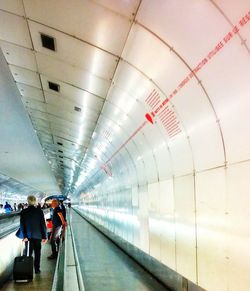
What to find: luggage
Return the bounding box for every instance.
[13,241,33,282]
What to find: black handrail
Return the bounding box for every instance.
[0,209,50,239]
[0,211,21,221]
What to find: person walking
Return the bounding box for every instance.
[20,195,47,274]
[4,201,12,213]
[47,199,66,259]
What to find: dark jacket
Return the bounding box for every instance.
[60,203,66,220]
[20,206,47,240]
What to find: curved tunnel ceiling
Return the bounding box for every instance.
[0,48,59,195]
[0,1,249,198]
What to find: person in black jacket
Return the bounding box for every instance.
[20,195,47,274]
[47,199,66,259]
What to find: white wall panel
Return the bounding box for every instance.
[9,65,41,88]
[0,0,24,16]
[226,162,250,291]
[159,179,176,269]
[122,24,188,95]
[137,0,230,66]
[25,99,46,112]
[17,83,44,102]
[2,1,246,290]
[46,105,96,124]
[112,61,152,100]
[132,186,139,208]
[196,168,227,291]
[148,182,160,213]
[24,0,132,55]
[159,179,174,215]
[44,92,101,117]
[153,142,173,180]
[93,0,140,18]
[134,158,147,186]
[171,79,225,170]
[213,1,250,24]
[138,185,149,253]
[174,175,196,283]
[189,122,225,171]
[0,41,36,71]
[240,15,250,41]
[36,53,110,98]
[29,21,117,80]
[141,151,158,184]
[40,75,105,106]
[0,11,32,48]
[199,38,250,163]
[107,88,141,120]
[168,134,193,176]
[132,209,140,248]
[148,213,161,260]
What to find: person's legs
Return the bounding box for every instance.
[32,239,42,272]
[48,227,60,259]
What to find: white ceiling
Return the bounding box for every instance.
[0,48,59,195]
[0,0,249,197]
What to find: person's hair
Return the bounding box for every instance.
[27,195,37,206]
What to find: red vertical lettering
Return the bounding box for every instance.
[239,17,247,26]
[232,25,239,34]
[223,32,233,43]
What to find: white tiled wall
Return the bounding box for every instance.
[76,1,250,290]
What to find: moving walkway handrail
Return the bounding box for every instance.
[51,236,64,291]
[0,211,20,220]
[52,208,85,291]
[0,212,20,239]
[0,208,50,239]
[67,210,85,291]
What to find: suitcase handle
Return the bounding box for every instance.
[22,240,30,256]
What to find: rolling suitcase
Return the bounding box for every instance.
[13,241,33,282]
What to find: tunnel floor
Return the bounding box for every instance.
[71,209,170,291]
[1,239,56,291]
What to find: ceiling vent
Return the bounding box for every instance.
[57,142,63,146]
[48,81,60,92]
[74,106,81,112]
[40,33,56,51]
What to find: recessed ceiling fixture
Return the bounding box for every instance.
[59,155,63,158]
[48,81,60,92]
[58,150,63,153]
[40,33,56,51]
[57,142,63,146]
[74,106,81,112]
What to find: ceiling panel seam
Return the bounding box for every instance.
[123,21,227,166]
[0,8,23,18]
[72,0,143,190]
[26,18,119,58]
[39,76,106,101]
[89,0,137,21]
[210,0,250,55]
[20,0,57,178]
